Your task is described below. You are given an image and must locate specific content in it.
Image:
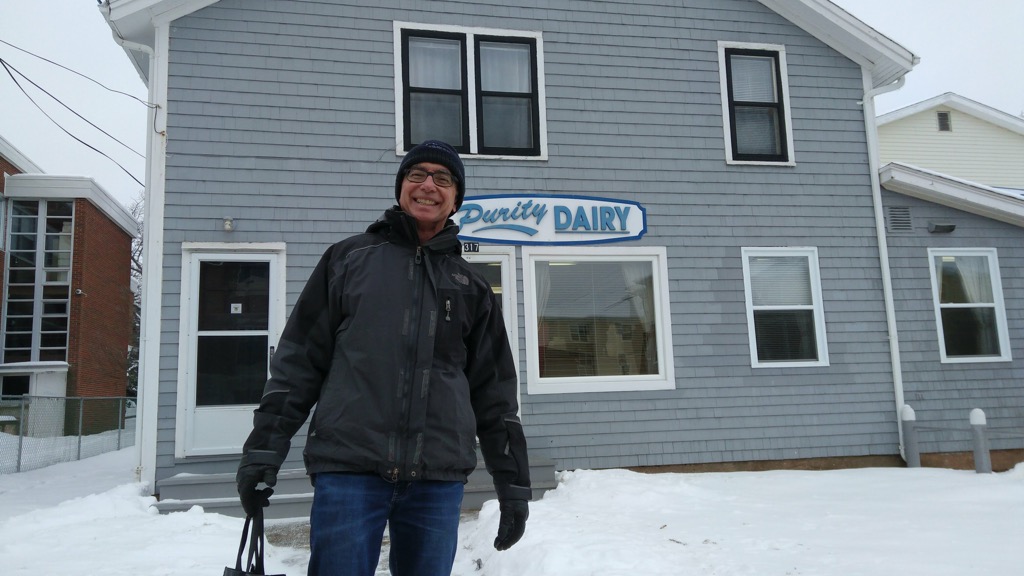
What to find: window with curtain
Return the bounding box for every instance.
[742,247,829,367]
[719,43,792,163]
[406,33,466,148]
[476,38,537,153]
[928,249,1011,362]
[399,25,543,156]
[523,247,674,394]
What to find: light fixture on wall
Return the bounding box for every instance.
[927,221,956,234]
[222,217,235,232]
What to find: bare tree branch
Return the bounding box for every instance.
[126,189,144,396]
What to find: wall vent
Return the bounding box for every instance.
[885,206,913,233]
[937,111,952,132]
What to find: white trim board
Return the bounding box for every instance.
[879,162,1024,228]
[4,174,139,236]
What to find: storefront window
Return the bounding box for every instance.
[524,247,674,394]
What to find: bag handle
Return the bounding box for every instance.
[233,515,251,572]
[250,510,267,574]
[233,509,269,574]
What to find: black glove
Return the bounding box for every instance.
[494,498,529,550]
[236,450,281,516]
[493,482,532,551]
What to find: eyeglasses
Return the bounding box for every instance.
[404,168,456,188]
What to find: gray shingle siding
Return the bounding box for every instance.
[883,190,1024,454]
[152,0,920,482]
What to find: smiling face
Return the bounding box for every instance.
[398,161,459,242]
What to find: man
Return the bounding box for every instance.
[236,140,531,576]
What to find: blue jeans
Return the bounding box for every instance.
[308,472,464,576]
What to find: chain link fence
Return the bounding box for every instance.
[0,395,136,474]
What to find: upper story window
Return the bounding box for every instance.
[522,246,675,394]
[395,23,546,158]
[718,42,794,165]
[3,199,73,364]
[927,248,1011,363]
[937,111,952,132]
[741,247,829,368]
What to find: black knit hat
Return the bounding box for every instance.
[395,140,466,211]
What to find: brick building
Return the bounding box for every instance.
[0,135,138,402]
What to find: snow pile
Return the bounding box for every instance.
[2,449,1023,575]
[453,466,1024,576]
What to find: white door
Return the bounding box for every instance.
[177,246,285,457]
[463,247,520,404]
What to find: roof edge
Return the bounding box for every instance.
[100,0,220,84]
[4,174,140,237]
[879,162,1024,228]
[0,134,45,174]
[877,92,1024,136]
[757,0,918,88]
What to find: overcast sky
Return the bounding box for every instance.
[1,0,1021,209]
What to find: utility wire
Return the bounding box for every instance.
[0,57,144,159]
[1,58,143,187]
[0,38,154,109]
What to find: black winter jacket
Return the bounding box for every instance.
[241,208,530,497]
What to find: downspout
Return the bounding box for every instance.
[860,70,908,459]
[103,2,154,74]
[111,36,154,57]
[132,22,168,495]
[102,2,168,492]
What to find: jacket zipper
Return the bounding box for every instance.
[395,245,425,481]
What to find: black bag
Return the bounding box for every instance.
[224,509,285,576]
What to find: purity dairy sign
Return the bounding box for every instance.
[455,194,647,246]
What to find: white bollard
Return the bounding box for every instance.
[970,408,992,474]
[901,404,920,468]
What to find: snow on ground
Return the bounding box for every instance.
[1,447,1023,575]
[0,428,135,474]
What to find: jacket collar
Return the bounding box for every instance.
[367,207,463,255]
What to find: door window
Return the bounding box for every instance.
[195,261,270,406]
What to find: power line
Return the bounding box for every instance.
[0,38,152,186]
[1,57,143,160]
[1,58,143,187]
[0,38,154,109]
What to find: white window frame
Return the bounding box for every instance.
[717,41,795,166]
[522,246,675,394]
[463,245,521,411]
[741,247,829,368]
[174,242,287,457]
[927,248,1012,363]
[394,21,548,160]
